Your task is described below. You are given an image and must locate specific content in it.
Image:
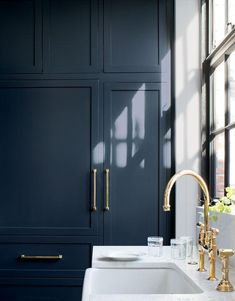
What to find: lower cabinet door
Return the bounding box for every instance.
[0,278,83,301]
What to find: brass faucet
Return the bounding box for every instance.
[163,169,218,281]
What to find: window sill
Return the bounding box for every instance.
[204,26,235,68]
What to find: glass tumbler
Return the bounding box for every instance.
[170,238,186,260]
[180,236,197,265]
[180,236,193,258]
[147,236,163,257]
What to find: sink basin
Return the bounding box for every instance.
[82,262,203,300]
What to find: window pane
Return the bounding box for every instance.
[229,128,235,186]
[213,133,225,197]
[228,51,235,123]
[213,62,225,129]
[212,0,225,47]
[228,0,235,25]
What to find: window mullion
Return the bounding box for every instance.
[225,54,230,187]
[209,0,213,52]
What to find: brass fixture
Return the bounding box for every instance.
[217,249,234,292]
[198,246,206,272]
[197,224,206,272]
[92,169,97,211]
[163,169,219,281]
[207,228,219,280]
[104,169,110,211]
[163,170,209,232]
[20,255,63,260]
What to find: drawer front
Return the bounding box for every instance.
[0,242,92,278]
[0,283,83,301]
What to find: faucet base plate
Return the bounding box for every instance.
[217,280,234,292]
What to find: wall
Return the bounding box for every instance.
[175,0,201,240]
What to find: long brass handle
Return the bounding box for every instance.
[20,255,63,260]
[104,169,110,211]
[92,169,97,211]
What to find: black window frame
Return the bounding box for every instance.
[201,0,235,199]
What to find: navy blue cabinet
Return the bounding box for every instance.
[0,0,173,300]
[103,83,171,245]
[0,278,83,301]
[104,0,169,73]
[43,0,99,73]
[0,80,99,236]
[0,80,99,300]
[0,0,42,74]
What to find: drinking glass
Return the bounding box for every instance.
[180,236,197,265]
[170,238,186,260]
[147,236,163,257]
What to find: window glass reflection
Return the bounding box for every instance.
[228,0,235,25]
[228,51,235,123]
[229,128,235,186]
[114,107,127,139]
[213,62,225,129]
[213,133,225,197]
[212,0,225,47]
[112,86,146,169]
[116,143,127,168]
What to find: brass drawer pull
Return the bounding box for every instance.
[92,169,97,211]
[104,169,110,211]
[20,255,63,260]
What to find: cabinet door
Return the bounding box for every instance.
[103,83,171,245]
[0,80,99,236]
[104,0,168,73]
[43,0,99,73]
[0,0,42,74]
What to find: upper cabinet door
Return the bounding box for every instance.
[0,0,42,74]
[43,0,99,73]
[0,80,99,236]
[104,0,169,73]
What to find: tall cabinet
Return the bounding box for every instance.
[0,0,174,300]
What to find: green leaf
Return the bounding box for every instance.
[225,186,235,199]
[223,206,232,214]
[210,215,218,222]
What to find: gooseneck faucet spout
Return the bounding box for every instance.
[163,169,210,232]
[163,169,219,281]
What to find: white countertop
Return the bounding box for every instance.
[87,246,235,301]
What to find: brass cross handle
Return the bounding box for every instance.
[217,248,234,292]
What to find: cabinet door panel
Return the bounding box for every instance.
[104,0,167,73]
[104,83,170,245]
[0,0,42,74]
[43,0,98,73]
[0,81,99,236]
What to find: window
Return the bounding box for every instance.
[202,0,235,198]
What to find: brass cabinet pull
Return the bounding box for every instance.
[20,255,63,260]
[92,169,97,211]
[104,169,110,211]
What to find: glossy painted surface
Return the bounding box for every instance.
[104,83,163,245]
[0,0,172,299]
[43,0,99,73]
[104,0,163,72]
[0,0,42,73]
[0,81,99,236]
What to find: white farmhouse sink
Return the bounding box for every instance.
[82,263,203,300]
